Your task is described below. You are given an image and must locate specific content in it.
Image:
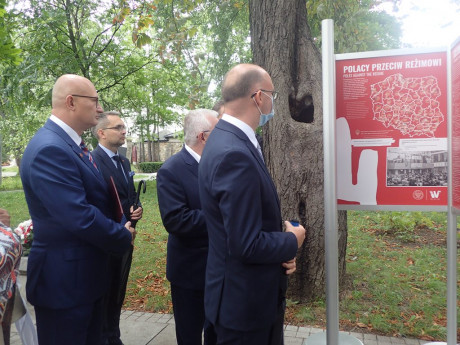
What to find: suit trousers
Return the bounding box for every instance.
[171,284,216,345]
[214,298,285,345]
[102,246,133,342]
[35,297,103,345]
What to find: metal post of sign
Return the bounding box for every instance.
[304,19,362,345]
[322,18,339,345]
[426,211,459,345]
[446,41,458,345]
[425,40,458,345]
[446,211,457,345]
[424,42,458,345]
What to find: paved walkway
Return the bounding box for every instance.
[9,307,439,345]
[1,171,17,177]
[10,269,437,345]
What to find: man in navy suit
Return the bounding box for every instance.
[20,74,135,345]
[157,109,219,345]
[198,64,306,345]
[91,111,143,345]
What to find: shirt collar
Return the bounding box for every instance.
[184,144,200,163]
[221,113,259,149]
[98,143,118,159]
[49,114,81,146]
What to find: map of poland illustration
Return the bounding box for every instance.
[370,73,444,137]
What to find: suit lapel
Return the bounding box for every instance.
[119,156,130,181]
[246,139,281,209]
[44,120,105,184]
[119,154,135,204]
[93,147,128,195]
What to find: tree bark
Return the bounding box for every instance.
[249,0,348,302]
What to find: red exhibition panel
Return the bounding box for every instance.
[336,50,448,206]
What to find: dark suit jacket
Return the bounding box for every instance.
[198,120,298,332]
[91,145,137,221]
[156,147,208,290]
[20,119,132,310]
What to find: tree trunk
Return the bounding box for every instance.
[140,142,144,163]
[146,139,152,162]
[14,154,21,177]
[249,0,348,302]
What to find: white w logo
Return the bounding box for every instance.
[430,191,441,198]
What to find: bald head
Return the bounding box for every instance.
[51,74,103,135]
[52,74,96,108]
[220,64,274,130]
[221,64,269,103]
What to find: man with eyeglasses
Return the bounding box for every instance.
[91,111,142,345]
[157,109,219,345]
[20,74,135,345]
[198,64,306,345]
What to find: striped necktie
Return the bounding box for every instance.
[80,140,98,170]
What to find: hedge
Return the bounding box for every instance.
[138,162,163,173]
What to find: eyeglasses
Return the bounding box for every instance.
[71,94,100,107]
[196,130,210,139]
[103,125,126,131]
[250,89,278,100]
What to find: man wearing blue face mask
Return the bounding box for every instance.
[198,63,306,345]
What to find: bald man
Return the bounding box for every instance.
[198,64,306,345]
[20,74,135,345]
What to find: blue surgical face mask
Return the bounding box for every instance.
[254,91,275,127]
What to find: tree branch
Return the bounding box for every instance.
[64,0,87,77]
[88,23,122,67]
[96,58,158,93]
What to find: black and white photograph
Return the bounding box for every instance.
[386,147,448,187]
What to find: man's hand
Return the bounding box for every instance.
[282,258,296,275]
[124,221,137,244]
[130,206,143,221]
[0,208,10,227]
[285,220,306,248]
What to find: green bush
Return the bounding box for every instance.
[138,162,163,173]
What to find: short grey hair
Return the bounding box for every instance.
[184,109,218,146]
[92,111,121,139]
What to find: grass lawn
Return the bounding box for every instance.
[0,181,456,341]
[0,167,22,191]
[286,210,456,342]
[123,180,171,312]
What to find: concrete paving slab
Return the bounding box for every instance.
[120,318,169,345]
[146,323,176,345]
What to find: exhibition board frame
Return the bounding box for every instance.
[320,19,457,345]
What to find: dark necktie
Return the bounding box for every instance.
[256,142,264,162]
[80,140,98,170]
[113,155,127,183]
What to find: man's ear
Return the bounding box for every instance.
[66,95,76,109]
[97,128,105,140]
[252,90,263,106]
